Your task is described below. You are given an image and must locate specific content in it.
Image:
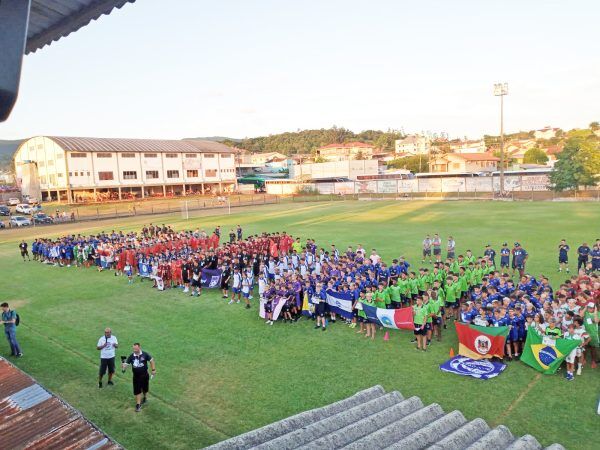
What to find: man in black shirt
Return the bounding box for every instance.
[19,241,30,261]
[122,343,156,412]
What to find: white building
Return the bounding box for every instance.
[394,135,431,155]
[448,139,487,153]
[533,127,559,140]
[14,136,237,203]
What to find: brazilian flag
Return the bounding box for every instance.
[521,327,580,374]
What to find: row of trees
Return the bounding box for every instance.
[550,137,599,191]
[224,127,404,155]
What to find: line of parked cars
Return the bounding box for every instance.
[0,197,53,228]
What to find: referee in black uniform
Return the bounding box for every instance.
[122,343,156,412]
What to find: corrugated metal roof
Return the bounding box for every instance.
[0,357,121,449]
[40,136,236,154]
[26,0,136,54]
[207,385,566,450]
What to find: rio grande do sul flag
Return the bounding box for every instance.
[455,322,509,360]
[520,327,580,374]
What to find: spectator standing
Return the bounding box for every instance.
[1,302,22,357]
[577,242,591,272]
[97,327,118,388]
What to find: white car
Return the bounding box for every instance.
[27,197,38,204]
[10,216,31,227]
[8,198,20,206]
[16,204,34,214]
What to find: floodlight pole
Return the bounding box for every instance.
[494,83,508,194]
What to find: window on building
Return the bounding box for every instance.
[123,171,137,180]
[68,172,72,177]
[38,161,45,167]
[121,153,136,158]
[204,154,215,158]
[97,153,112,158]
[146,170,159,179]
[165,153,178,158]
[184,153,197,158]
[70,152,87,158]
[167,170,180,178]
[221,154,232,158]
[47,160,54,166]
[49,174,56,184]
[98,171,114,181]
[452,163,461,169]
[56,153,63,159]
[144,153,158,158]
[205,169,217,177]
[57,173,64,178]
[186,169,198,178]
[40,176,47,184]
[37,144,43,149]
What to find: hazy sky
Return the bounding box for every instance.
[2,0,599,141]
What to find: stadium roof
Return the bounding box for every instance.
[29,136,236,154]
[26,0,136,54]
[207,385,565,450]
[0,357,120,449]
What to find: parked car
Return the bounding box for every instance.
[32,213,53,224]
[27,197,39,204]
[10,215,31,227]
[0,220,5,228]
[15,203,34,214]
[7,198,20,206]
[0,205,10,216]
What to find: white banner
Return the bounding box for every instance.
[355,180,377,194]
[378,180,398,193]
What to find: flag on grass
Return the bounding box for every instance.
[520,327,580,374]
[361,304,413,330]
[455,322,509,360]
[440,356,506,380]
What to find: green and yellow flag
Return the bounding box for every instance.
[521,327,580,374]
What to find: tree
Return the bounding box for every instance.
[549,138,600,191]
[387,155,429,173]
[522,147,548,164]
[354,150,364,160]
[313,155,327,163]
[589,121,599,131]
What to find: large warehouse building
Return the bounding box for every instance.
[14,136,237,203]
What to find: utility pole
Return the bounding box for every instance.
[494,82,508,193]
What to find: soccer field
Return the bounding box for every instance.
[0,200,598,450]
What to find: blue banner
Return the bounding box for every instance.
[439,356,506,380]
[201,268,222,288]
[325,289,354,319]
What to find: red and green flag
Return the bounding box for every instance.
[520,327,580,374]
[455,322,509,360]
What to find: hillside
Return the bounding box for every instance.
[0,139,22,157]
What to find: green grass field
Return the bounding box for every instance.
[0,200,599,450]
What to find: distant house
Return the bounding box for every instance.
[251,152,287,165]
[533,126,560,140]
[448,139,487,153]
[394,135,431,155]
[429,152,499,173]
[316,142,375,161]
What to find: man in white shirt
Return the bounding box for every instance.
[97,327,118,388]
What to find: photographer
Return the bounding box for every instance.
[96,327,118,388]
[121,343,156,412]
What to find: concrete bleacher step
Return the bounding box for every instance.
[428,418,491,450]
[466,425,515,450]
[254,391,404,450]
[343,403,445,450]
[296,396,424,450]
[504,435,543,450]
[384,410,468,450]
[205,386,385,450]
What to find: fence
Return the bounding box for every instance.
[266,175,600,201]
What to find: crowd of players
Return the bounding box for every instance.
[20,225,600,379]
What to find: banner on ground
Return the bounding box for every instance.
[325,290,354,319]
[361,304,413,330]
[520,327,580,374]
[259,297,287,321]
[455,322,509,359]
[440,356,506,380]
[200,268,222,288]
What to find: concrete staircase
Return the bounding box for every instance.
[206,386,565,450]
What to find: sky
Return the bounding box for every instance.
[2,0,599,141]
